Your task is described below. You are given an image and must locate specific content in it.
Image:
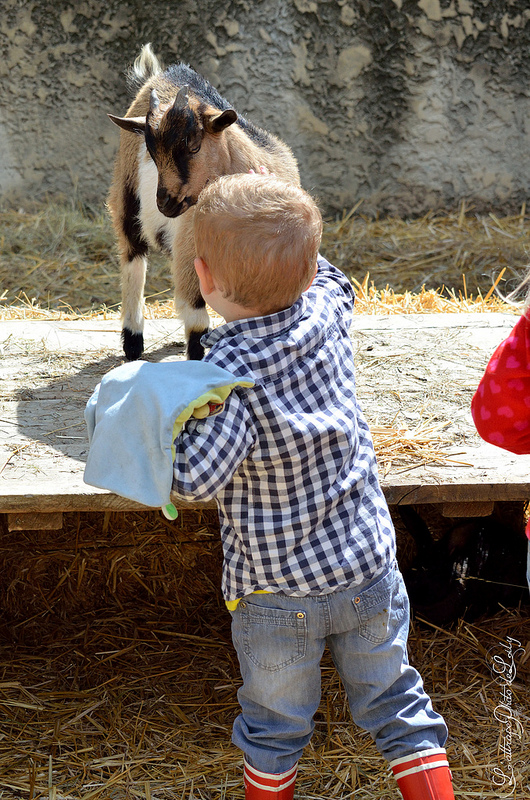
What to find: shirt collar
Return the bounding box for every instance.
[202,296,307,348]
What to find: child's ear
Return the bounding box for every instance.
[194,257,216,296]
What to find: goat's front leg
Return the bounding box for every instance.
[116,187,150,361]
[121,252,148,360]
[172,270,210,360]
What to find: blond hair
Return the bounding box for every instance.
[193,174,322,314]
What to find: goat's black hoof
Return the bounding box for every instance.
[187,329,208,360]
[122,329,144,361]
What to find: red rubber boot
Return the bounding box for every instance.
[244,760,298,800]
[390,749,455,799]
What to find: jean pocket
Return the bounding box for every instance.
[238,599,307,672]
[352,567,407,644]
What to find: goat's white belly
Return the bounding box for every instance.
[137,148,183,252]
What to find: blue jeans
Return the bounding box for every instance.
[230,562,447,774]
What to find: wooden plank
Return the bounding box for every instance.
[1,313,529,514]
[0,319,189,513]
[350,311,530,505]
[382,478,530,506]
[7,511,63,530]
[441,501,494,517]
[0,487,216,513]
[379,439,530,505]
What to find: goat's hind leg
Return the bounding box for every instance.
[182,296,210,360]
[117,188,150,360]
[171,218,210,360]
[171,261,210,360]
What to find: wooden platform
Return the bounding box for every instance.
[2,313,530,528]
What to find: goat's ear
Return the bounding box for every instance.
[108,114,147,134]
[205,108,238,134]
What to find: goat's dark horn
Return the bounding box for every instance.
[149,89,160,112]
[173,85,190,110]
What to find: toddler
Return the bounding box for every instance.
[171,173,455,800]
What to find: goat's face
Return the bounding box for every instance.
[109,88,237,218]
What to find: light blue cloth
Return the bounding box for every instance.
[84,360,254,510]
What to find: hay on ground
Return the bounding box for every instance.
[322,201,530,298]
[0,510,528,800]
[1,201,528,319]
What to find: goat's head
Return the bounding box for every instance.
[109,87,237,217]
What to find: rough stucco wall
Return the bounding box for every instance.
[0,0,529,216]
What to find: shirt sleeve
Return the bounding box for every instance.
[471,313,530,454]
[311,254,355,328]
[171,390,255,502]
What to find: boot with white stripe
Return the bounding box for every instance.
[390,748,455,799]
[244,760,298,800]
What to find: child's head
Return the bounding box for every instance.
[193,173,322,317]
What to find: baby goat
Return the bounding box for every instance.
[108,44,300,360]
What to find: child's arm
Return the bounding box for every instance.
[471,313,530,454]
[171,391,255,501]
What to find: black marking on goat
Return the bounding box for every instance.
[172,146,191,185]
[122,328,144,361]
[163,63,234,111]
[147,105,198,185]
[155,229,172,254]
[166,105,197,143]
[167,110,198,183]
[122,184,148,261]
[192,294,206,310]
[161,62,277,153]
[187,329,208,361]
[144,125,158,162]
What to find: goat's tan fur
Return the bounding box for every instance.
[108,44,300,360]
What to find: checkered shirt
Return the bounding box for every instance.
[172,255,396,602]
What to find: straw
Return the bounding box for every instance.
[0,510,528,799]
[1,202,528,319]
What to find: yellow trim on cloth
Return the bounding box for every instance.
[170,381,254,462]
[226,590,271,611]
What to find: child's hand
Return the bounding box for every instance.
[192,401,225,419]
[192,403,210,419]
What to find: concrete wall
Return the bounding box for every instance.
[1,0,529,216]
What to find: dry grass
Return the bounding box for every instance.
[1,201,528,320]
[350,271,514,316]
[0,203,169,319]
[0,510,528,800]
[322,201,530,300]
[370,420,468,478]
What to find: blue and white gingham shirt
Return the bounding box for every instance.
[172,255,396,602]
